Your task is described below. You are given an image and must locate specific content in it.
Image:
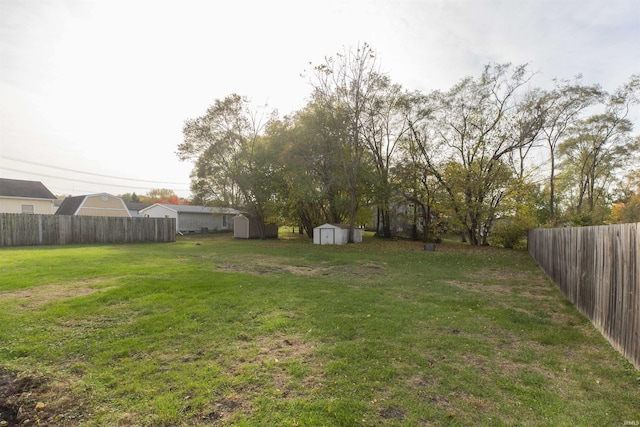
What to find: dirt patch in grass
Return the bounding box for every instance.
[474,268,553,291]
[379,405,406,420]
[215,254,329,276]
[445,280,512,296]
[0,279,117,310]
[243,334,324,394]
[197,334,323,424]
[449,389,495,415]
[202,393,252,425]
[252,335,314,364]
[0,369,85,426]
[444,277,564,315]
[216,259,386,280]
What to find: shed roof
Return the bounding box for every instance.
[314,223,351,229]
[0,178,56,200]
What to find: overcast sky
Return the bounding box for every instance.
[1,0,638,199]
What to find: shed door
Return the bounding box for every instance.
[320,228,335,245]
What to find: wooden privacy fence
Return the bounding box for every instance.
[528,223,639,369]
[0,213,176,246]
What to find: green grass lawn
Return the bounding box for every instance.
[1,231,638,426]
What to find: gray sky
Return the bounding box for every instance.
[1,0,638,198]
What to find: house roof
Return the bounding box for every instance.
[0,178,56,200]
[125,202,152,211]
[141,203,240,215]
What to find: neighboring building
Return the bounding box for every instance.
[140,204,240,233]
[0,178,57,214]
[55,193,131,217]
[313,223,363,245]
[125,202,152,217]
[233,214,278,239]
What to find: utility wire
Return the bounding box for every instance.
[0,155,188,185]
[0,166,190,191]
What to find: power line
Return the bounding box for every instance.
[0,166,190,191]
[0,155,188,185]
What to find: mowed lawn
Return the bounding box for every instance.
[0,232,637,426]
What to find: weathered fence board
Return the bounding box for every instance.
[0,213,175,246]
[528,223,639,369]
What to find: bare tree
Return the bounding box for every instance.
[310,43,388,242]
[539,77,603,223]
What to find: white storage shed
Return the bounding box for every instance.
[313,223,362,245]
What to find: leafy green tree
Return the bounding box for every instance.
[557,75,640,224]
[394,136,447,242]
[489,178,538,248]
[274,102,351,236]
[295,102,350,223]
[310,43,389,242]
[361,82,414,238]
[612,167,640,223]
[119,192,140,203]
[538,78,603,224]
[406,64,543,245]
[178,94,280,238]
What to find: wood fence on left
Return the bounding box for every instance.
[0,213,176,246]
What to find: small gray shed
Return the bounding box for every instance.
[313,223,362,245]
[233,214,278,239]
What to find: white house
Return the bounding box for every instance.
[0,178,57,214]
[313,223,363,245]
[140,204,240,234]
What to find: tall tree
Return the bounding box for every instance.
[557,75,640,224]
[177,94,278,238]
[310,43,389,242]
[406,64,543,245]
[538,77,603,224]
[394,91,440,241]
[119,192,140,203]
[362,81,411,237]
[280,102,351,236]
[395,135,444,242]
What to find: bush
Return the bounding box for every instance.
[490,218,530,249]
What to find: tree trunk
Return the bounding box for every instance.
[468,215,480,246]
[297,205,314,238]
[256,215,267,240]
[380,207,391,238]
[423,204,431,243]
[348,191,357,243]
